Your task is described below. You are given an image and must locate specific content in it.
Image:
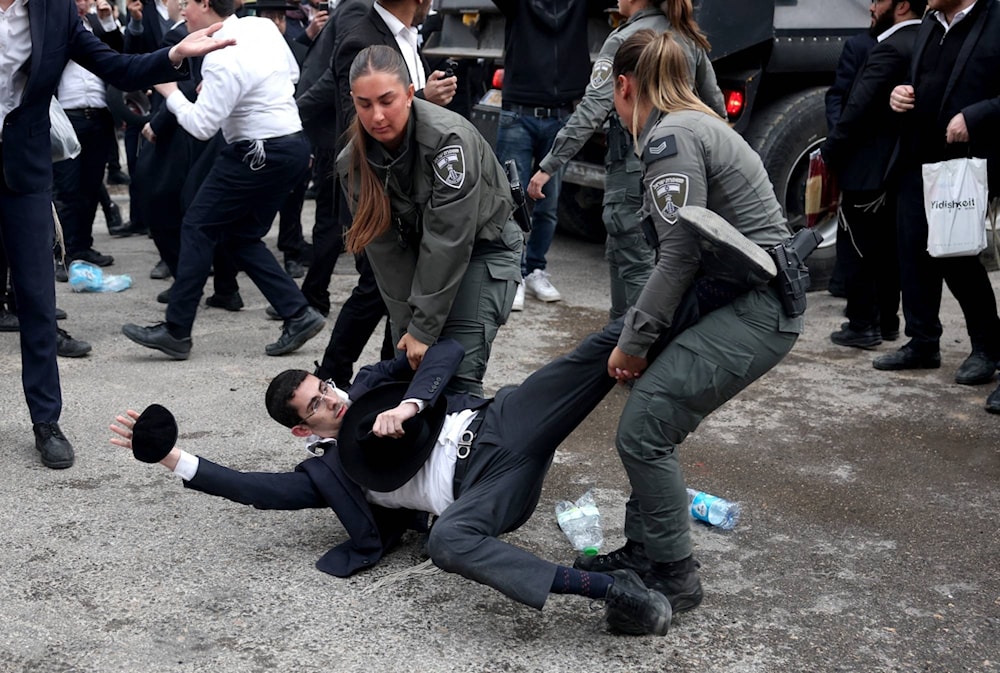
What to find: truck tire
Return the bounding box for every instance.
[744,86,838,292]
[557,183,606,242]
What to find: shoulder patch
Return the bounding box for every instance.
[589,58,614,89]
[649,173,689,225]
[643,134,678,164]
[432,145,466,189]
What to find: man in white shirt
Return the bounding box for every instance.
[110,308,706,635]
[122,0,326,360]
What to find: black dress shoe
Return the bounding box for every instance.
[955,351,998,385]
[157,286,172,304]
[604,569,672,636]
[265,306,325,356]
[205,291,244,311]
[149,259,171,280]
[986,383,1000,414]
[284,258,305,279]
[56,328,92,357]
[831,324,882,349]
[55,260,69,282]
[0,309,18,332]
[265,305,282,320]
[644,556,704,614]
[55,307,67,320]
[107,169,131,185]
[873,346,941,371]
[104,202,129,236]
[70,249,114,267]
[122,322,192,360]
[33,422,74,469]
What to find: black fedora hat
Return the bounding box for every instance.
[337,382,448,492]
[131,404,178,464]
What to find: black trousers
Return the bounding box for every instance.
[896,169,1000,356]
[166,133,310,338]
[301,147,345,314]
[52,108,114,255]
[840,189,901,332]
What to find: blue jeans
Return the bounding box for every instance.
[495,111,566,276]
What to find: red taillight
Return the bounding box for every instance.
[492,68,504,90]
[724,89,745,119]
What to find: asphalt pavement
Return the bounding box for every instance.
[1,203,998,673]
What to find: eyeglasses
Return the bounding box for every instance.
[178,0,202,10]
[302,379,336,422]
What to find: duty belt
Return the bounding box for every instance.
[502,101,574,119]
[451,412,487,500]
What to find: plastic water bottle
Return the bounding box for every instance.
[67,261,132,293]
[555,489,604,556]
[687,487,741,530]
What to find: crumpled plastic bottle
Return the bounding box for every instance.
[686,487,741,530]
[555,489,603,556]
[68,260,132,293]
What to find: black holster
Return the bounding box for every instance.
[767,228,823,318]
[503,160,532,234]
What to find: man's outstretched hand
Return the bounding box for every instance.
[110,410,181,470]
[167,22,236,65]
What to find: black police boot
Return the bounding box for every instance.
[604,569,672,636]
[644,556,704,614]
[573,539,651,575]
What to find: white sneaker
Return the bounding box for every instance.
[512,281,525,311]
[524,269,562,302]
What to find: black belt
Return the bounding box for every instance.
[64,107,110,119]
[502,101,574,119]
[452,412,487,500]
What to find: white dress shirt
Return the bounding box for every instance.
[373,2,426,90]
[173,408,480,517]
[56,15,111,110]
[0,0,31,130]
[165,15,302,143]
[876,19,923,43]
[934,1,978,33]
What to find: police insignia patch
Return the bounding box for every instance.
[649,173,689,224]
[433,145,466,189]
[589,58,613,89]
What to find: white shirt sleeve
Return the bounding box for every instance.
[401,398,427,413]
[172,450,200,481]
[166,60,244,141]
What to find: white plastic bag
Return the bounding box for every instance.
[922,157,988,258]
[49,97,81,163]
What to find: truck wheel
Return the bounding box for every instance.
[557,183,606,242]
[745,86,837,292]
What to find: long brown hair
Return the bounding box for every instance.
[345,46,412,254]
[659,0,711,52]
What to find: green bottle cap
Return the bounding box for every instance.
[582,546,599,556]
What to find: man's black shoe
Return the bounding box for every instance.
[150,259,171,280]
[986,383,1000,414]
[284,258,305,279]
[157,286,172,304]
[107,169,131,185]
[604,569,672,636]
[955,351,998,386]
[0,309,18,332]
[644,556,704,614]
[104,201,128,235]
[205,292,244,311]
[265,305,282,320]
[831,324,882,349]
[55,260,69,282]
[265,306,325,356]
[873,346,941,371]
[881,327,900,341]
[55,307,67,320]
[70,249,114,267]
[57,328,91,358]
[573,540,651,576]
[33,422,74,469]
[122,322,192,360]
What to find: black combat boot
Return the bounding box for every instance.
[644,556,703,614]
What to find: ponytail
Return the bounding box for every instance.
[658,0,711,53]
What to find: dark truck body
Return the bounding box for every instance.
[423,0,873,289]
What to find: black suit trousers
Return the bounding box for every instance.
[840,189,901,332]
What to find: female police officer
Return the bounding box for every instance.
[337,46,523,396]
[527,0,724,320]
[576,30,803,614]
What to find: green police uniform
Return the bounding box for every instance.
[537,7,725,320]
[337,98,523,396]
[615,109,802,563]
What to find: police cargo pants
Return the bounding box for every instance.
[615,286,799,562]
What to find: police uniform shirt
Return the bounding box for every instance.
[165,15,302,143]
[619,108,790,357]
[171,408,480,516]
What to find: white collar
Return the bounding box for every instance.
[373,1,409,38]
[877,18,923,42]
[933,1,977,30]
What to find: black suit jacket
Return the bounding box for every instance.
[824,32,876,132]
[124,0,167,54]
[822,24,920,192]
[297,2,429,151]
[904,0,1000,192]
[183,339,489,578]
[85,12,125,53]
[1,0,186,195]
